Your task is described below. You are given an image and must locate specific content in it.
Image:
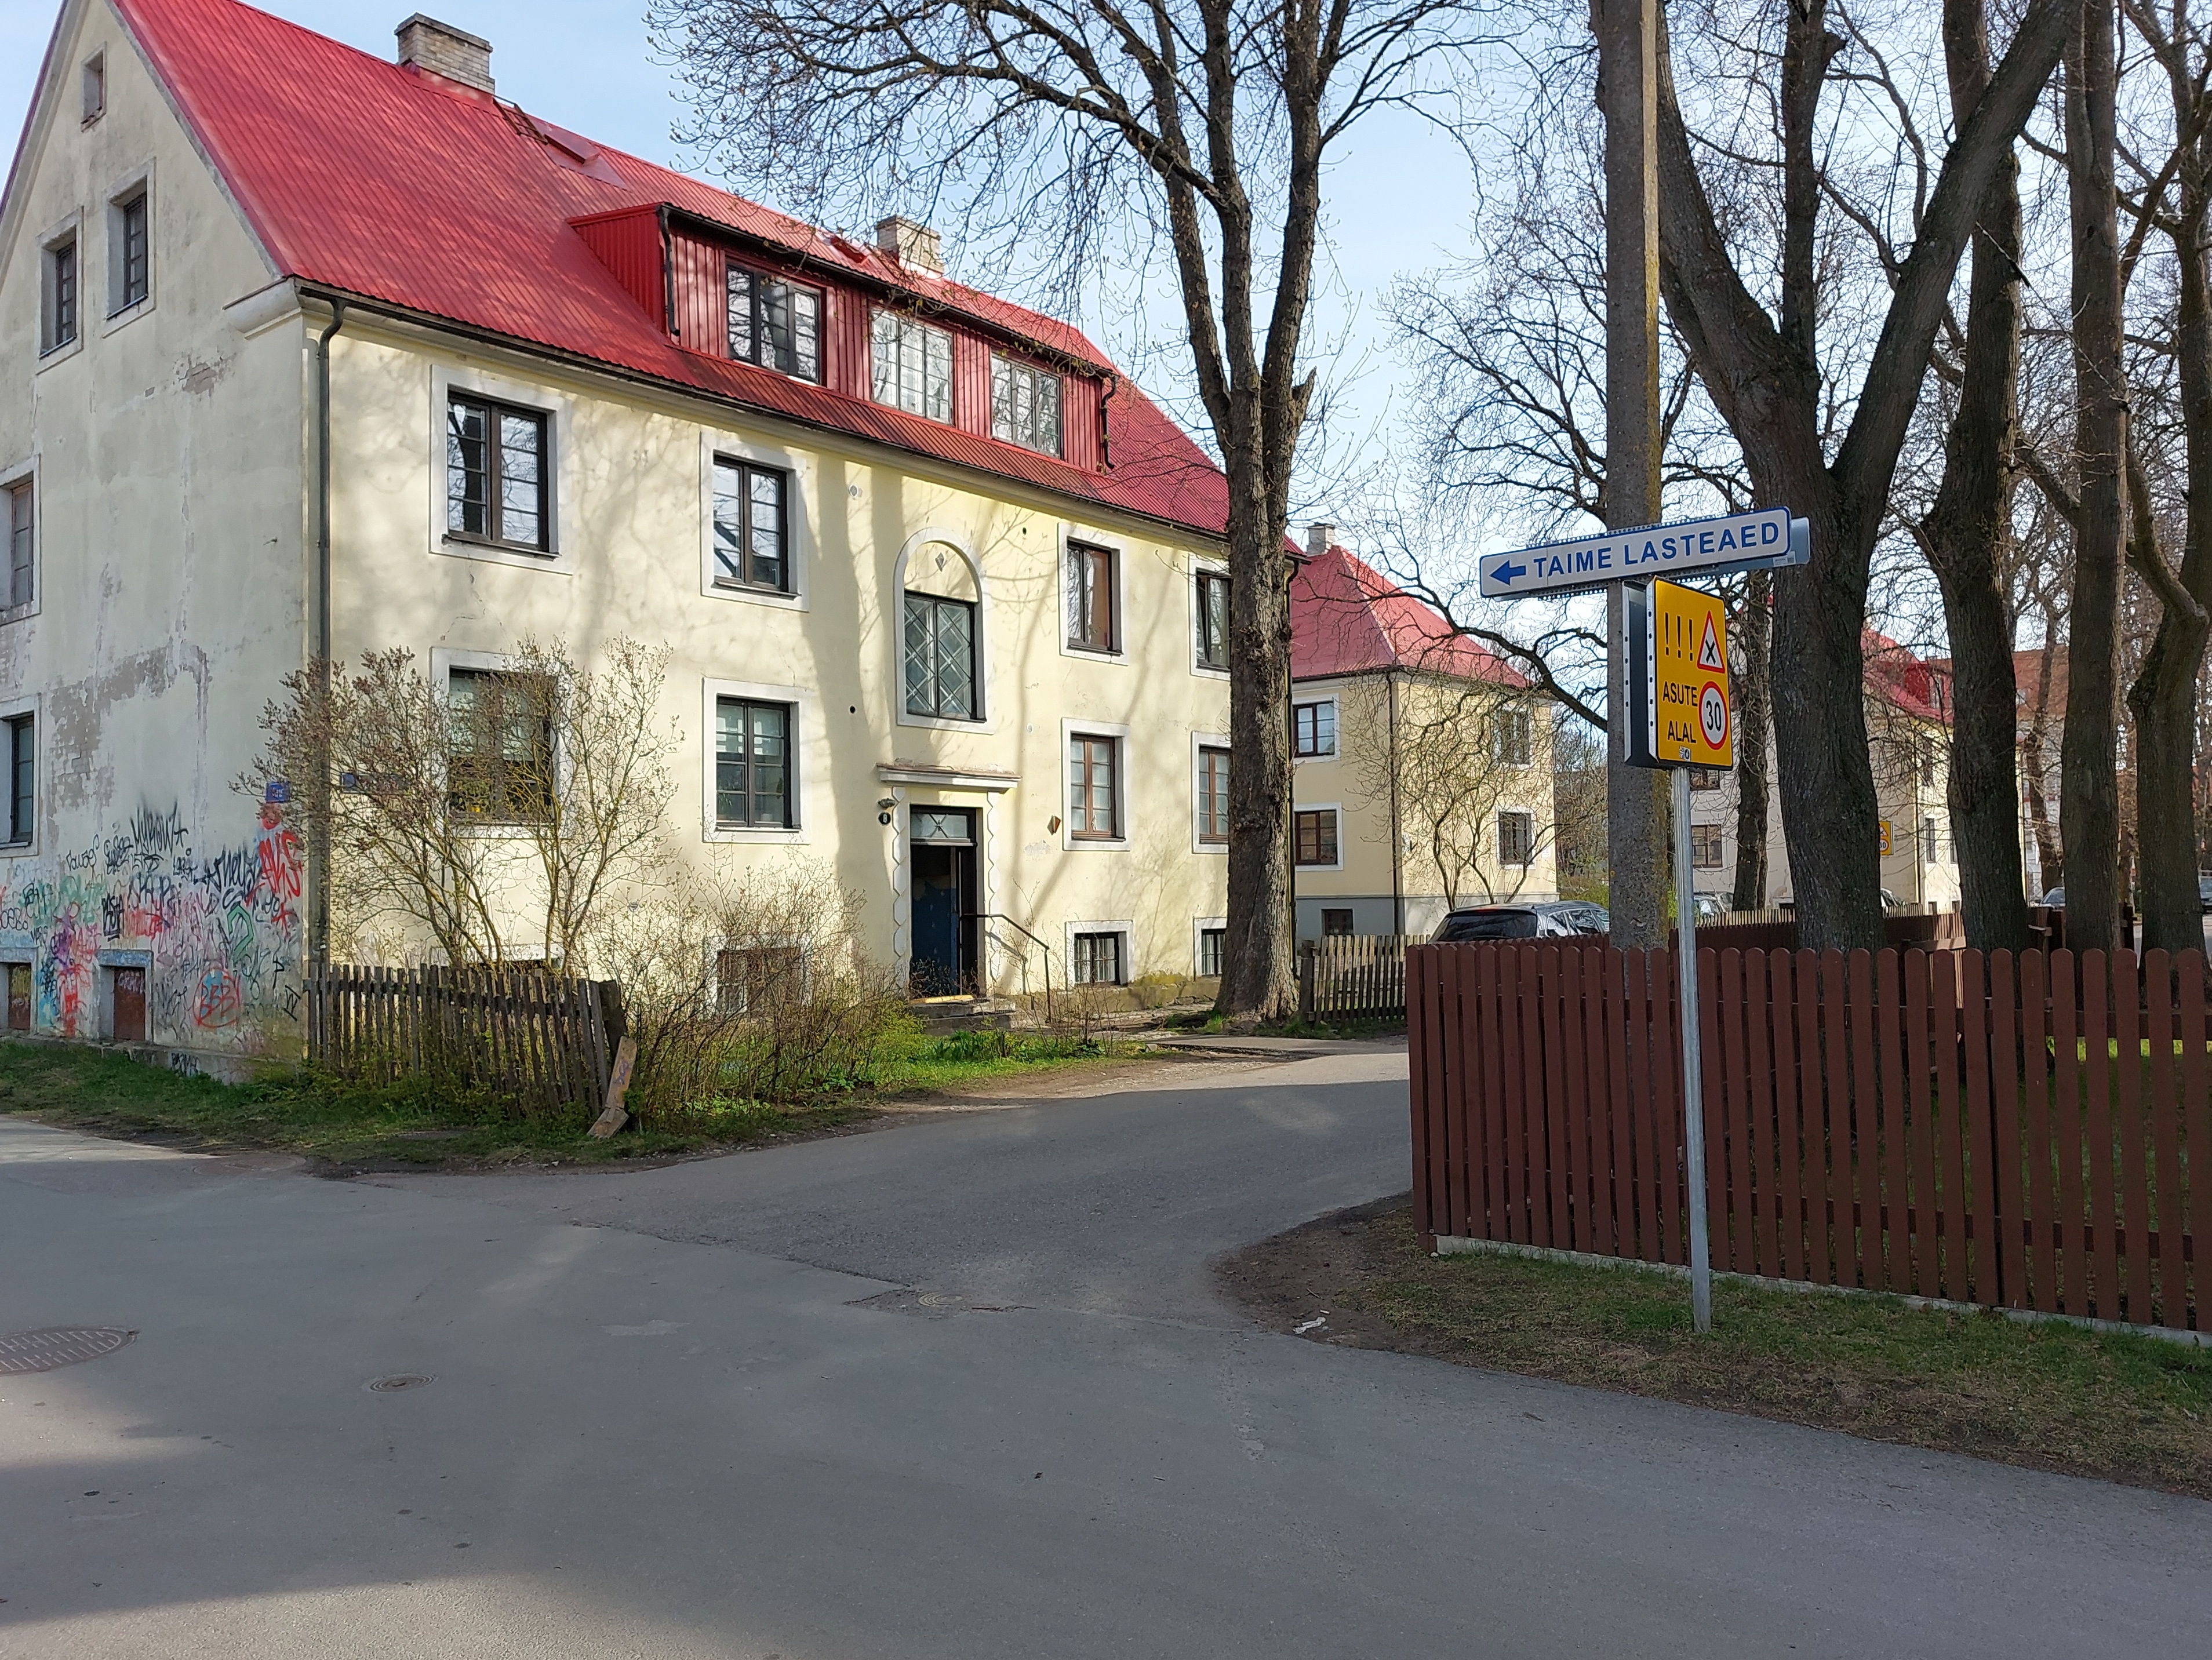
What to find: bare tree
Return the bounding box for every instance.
[650,0,1496,1018]
[1653,0,2069,949]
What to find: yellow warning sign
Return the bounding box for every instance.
[1646,580,1733,768]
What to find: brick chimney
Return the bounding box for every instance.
[1305,522,1337,559]
[395,14,493,94]
[876,216,944,275]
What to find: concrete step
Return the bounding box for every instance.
[907,996,1017,1035]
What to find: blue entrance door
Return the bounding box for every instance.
[909,808,976,995]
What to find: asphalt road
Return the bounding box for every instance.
[3,1049,2209,1659]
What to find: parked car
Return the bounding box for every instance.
[2046,879,2212,912]
[1536,901,1610,935]
[2041,886,2063,908]
[1431,906,1576,942]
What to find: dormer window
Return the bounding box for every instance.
[727,264,821,381]
[991,352,1062,456]
[872,310,952,421]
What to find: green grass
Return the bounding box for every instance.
[0,1027,1145,1171]
[1240,1202,2212,1497]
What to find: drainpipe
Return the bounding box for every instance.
[1387,670,1403,936]
[309,297,347,972]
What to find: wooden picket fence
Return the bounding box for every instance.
[1300,934,1414,1021]
[1407,942,2211,1331]
[305,963,619,1119]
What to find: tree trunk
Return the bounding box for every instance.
[2060,0,2127,953]
[1219,481,1296,1018]
[1920,0,2031,953]
[1730,569,1771,911]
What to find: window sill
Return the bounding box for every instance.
[897,708,993,734]
[1192,660,1230,678]
[35,336,82,372]
[0,600,38,626]
[705,823,806,845]
[100,296,152,337]
[438,536,571,576]
[712,577,796,600]
[1065,641,1122,659]
[1065,835,1129,851]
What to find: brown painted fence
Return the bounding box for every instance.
[1300,934,1413,1022]
[306,963,619,1118]
[1407,942,2211,1331]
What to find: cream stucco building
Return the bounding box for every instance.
[0,0,1246,1063]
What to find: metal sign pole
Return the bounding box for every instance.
[1672,762,1712,1333]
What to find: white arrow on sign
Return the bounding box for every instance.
[1478,507,1809,599]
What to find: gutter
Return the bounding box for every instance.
[308,296,346,970]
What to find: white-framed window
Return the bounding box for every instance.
[81,52,104,125]
[1493,705,1533,767]
[1294,806,1341,869]
[726,263,822,380]
[872,310,952,420]
[1194,567,1231,671]
[107,176,151,317]
[701,678,812,843]
[991,352,1062,454]
[1065,920,1135,986]
[1060,718,1132,849]
[712,455,790,592]
[1195,919,1227,979]
[1293,698,1337,759]
[896,530,992,733]
[41,227,79,355]
[1067,540,1117,652]
[1922,814,1943,865]
[1497,810,1536,868]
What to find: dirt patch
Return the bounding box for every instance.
[1216,1195,2212,1499]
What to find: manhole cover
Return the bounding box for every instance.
[364,1373,434,1393]
[0,1327,136,1374]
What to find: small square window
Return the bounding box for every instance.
[872,310,952,420]
[1689,767,1723,792]
[1072,931,1123,985]
[42,236,78,353]
[712,457,788,591]
[447,395,550,552]
[1198,927,1225,978]
[991,353,1062,455]
[1322,909,1354,938]
[1497,810,1535,868]
[1195,570,1230,669]
[1067,542,1116,652]
[81,54,104,124]
[1196,747,1230,844]
[1294,808,1338,867]
[1293,701,1336,758]
[1068,734,1120,839]
[727,265,822,381]
[6,480,33,610]
[1691,822,1725,868]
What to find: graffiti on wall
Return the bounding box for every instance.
[0,800,303,1050]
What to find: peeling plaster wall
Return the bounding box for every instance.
[0,0,308,1057]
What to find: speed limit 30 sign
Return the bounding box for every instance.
[1627,578,1733,770]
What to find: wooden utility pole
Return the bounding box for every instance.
[1598,0,1670,947]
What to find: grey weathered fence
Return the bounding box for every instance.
[306,963,619,1117]
[1300,934,1414,1022]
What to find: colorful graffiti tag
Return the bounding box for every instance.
[0,800,303,1050]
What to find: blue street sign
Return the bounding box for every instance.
[1478,507,1809,599]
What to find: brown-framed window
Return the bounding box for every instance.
[1068,734,1119,839]
[5,962,29,1031]
[1688,767,1723,792]
[1293,808,1338,867]
[727,264,822,381]
[715,697,794,829]
[1067,541,1116,651]
[1293,699,1335,758]
[717,943,805,1013]
[712,457,789,591]
[6,480,32,609]
[446,395,550,551]
[112,189,149,313]
[903,592,978,719]
[446,668,553,822]
[1322,909,1354,938]
[5,714,31,846]
[872,310,952,420]
[991,352,1063,454]
[42,237,77,352]
[1497,810,1536,868]
[1493,705,1533,766]
[1197,746,1229,844]
[1072,931,1123,985]
[1690,822,1725,868]
[1195,570,1230,668]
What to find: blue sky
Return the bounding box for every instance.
[0,0,1482,520]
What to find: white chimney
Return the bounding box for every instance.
[395,14,493,94]
[1305,522,1337,559]
[876,216,944,275]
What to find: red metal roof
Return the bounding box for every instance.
[85,0,1229,537]
[1863,630,1951,725]
[1291,547,1525,686]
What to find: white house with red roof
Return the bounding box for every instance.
[1287,537,1558,937]
[0,0,1246,1060]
